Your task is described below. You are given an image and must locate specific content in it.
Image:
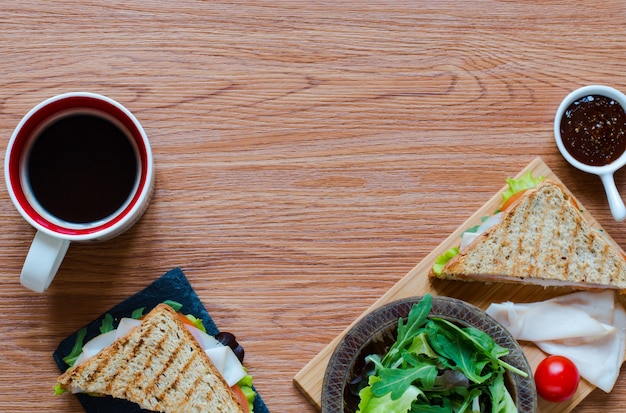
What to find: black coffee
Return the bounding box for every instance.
[27,113,138,224]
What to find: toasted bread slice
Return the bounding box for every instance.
[57,304,245,413]
[430,179,626,291]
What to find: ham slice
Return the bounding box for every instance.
[486,291,626,392]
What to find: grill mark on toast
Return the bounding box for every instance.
[84,340,121,388]
[432,179,626,290]
[144,325,176,401]
[82,353,104,384]
[570,210,580,280]
[122,337,149,396]
[156,339,197,405]
[559,197,570,281]
[57,304,246,413]
[584,216,595,282]
[102,343,118,394]
[184,367,206,405]
[529,192,545,279]
[601,241,611,281]
[513,194,534,277]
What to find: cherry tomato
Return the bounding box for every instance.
[535,355,580,402]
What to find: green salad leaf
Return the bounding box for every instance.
[162,299,183,311]
[371,355,437,399]
[131,307,146,319]
[358,376,421,413]
[99,313,114,334]
[238,372,256,413]
[488,369,517,413]
[432,247,460,276]
[356,294,527,413]
[501,171,544,207]
[62,327,87,367]
[184,313,207,333]
[407,332,437,359]
[427,319,493,384]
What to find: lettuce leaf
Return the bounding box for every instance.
[501,171,544,205]
[184,314,207,333]
[432,247,460,275]
[238,373,256,413]
[131,307,145,319]
[162,299,183,311]
[53,383,66,395]
[357,376,420,413]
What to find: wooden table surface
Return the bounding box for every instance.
[2,1,626,412]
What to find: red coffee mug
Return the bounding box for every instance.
[5,92,155,292]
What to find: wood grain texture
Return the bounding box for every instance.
[2,1,626,412]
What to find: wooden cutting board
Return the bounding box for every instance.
[294,156,626,412]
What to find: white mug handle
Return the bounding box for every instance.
[600,173,626,222]
[20,231,70,292]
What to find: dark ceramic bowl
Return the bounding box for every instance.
[322,296,537,413]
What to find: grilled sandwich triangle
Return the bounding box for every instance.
[57,303,245,413]
[430,179,626,292]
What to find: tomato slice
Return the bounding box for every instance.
[230,384,250,412]
[535,355,580,402]
[500,189,528,211]
[176,313,196,327]
[174,312,248,411]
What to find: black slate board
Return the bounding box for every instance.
[53,267,269,413]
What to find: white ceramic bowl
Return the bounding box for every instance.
[554,85,626,221]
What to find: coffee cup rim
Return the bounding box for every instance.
[4,92,154,241]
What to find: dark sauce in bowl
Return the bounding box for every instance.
[560,95,626,166]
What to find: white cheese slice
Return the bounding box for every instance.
[489,301,614,342]
[205,346,228,373]
[73,330,117,367]
[114,317,142,339]
[460,212,502,251]
[188,325,247,386]
[487,291,626,393]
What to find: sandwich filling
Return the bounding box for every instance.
[433,170,544,275]
[56,303,255,413]
[430,172,626,291]
[67,316,246,388]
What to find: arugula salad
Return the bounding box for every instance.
[354,294,528,413]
